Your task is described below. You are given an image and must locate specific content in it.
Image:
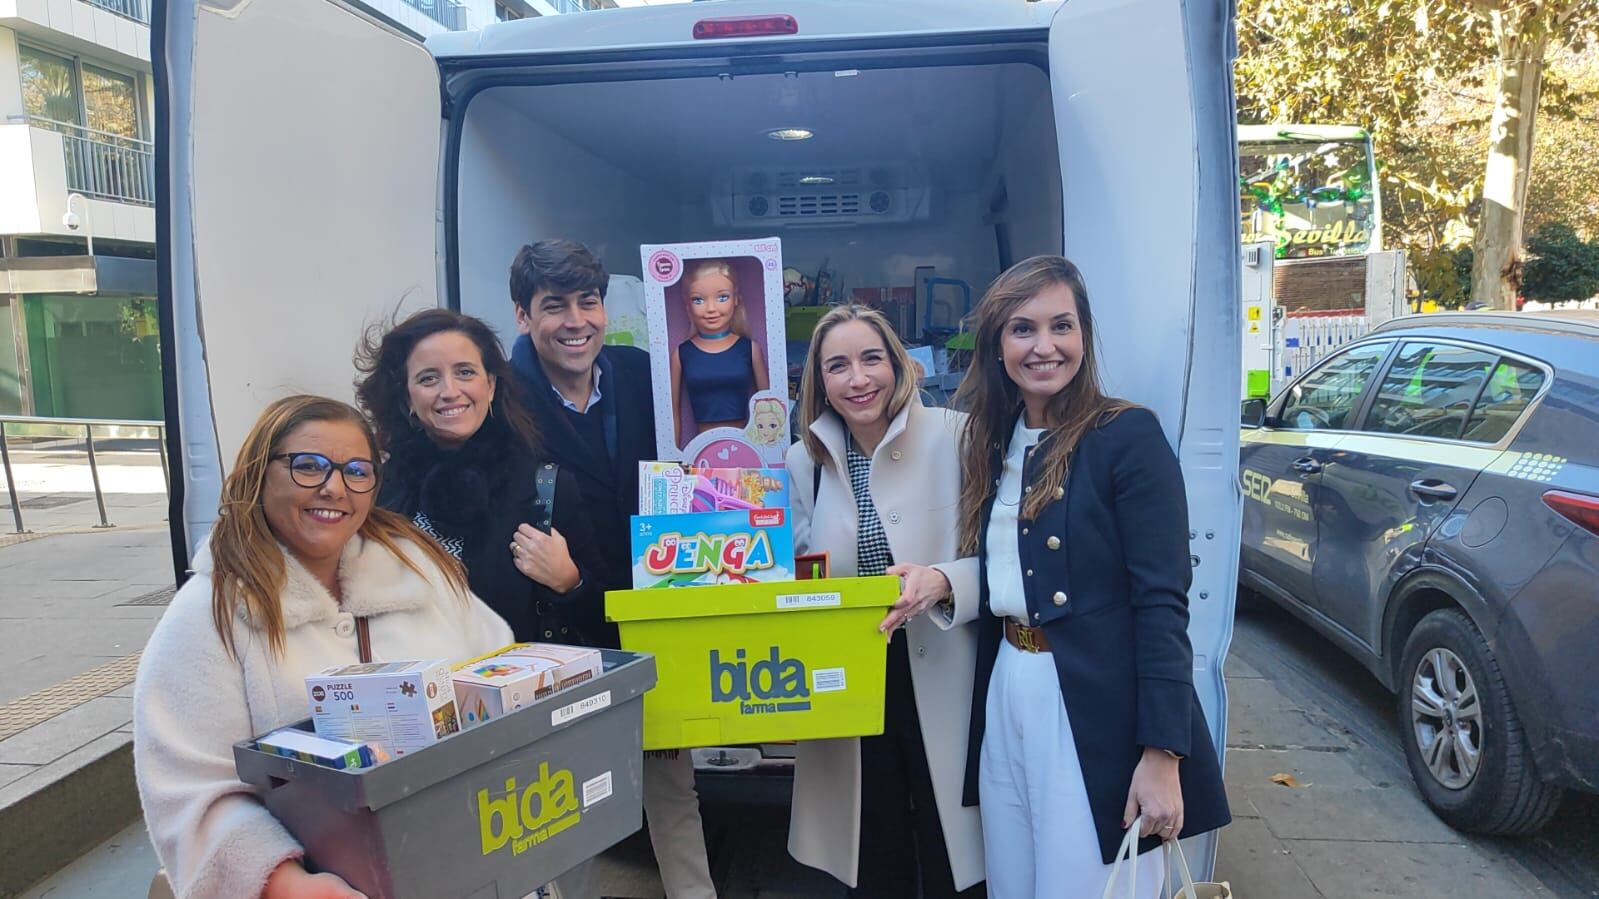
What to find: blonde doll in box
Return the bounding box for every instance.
[670,260,770,447]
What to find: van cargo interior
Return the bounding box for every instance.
[454,60,1062,345]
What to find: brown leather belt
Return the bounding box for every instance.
[1005,618,1052,653]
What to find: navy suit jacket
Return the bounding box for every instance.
[962,406,1230,863]
[511,338,658,637]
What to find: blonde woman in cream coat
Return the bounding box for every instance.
[785,305,984,897]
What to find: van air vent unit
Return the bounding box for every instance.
[720,165,929,228]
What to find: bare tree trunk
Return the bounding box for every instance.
[1471,22,1548,310]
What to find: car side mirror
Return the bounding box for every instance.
[1241,398,1268,429]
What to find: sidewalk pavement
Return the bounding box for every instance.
[1215,634,1552,897]
[2,444,169,546]
[0,526,174,897]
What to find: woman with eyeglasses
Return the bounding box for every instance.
[133,395,514,899]
[355,308,606,650]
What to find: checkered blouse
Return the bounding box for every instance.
[846,444,895,577]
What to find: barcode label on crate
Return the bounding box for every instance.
[812,667,847,693]
[552,690,611,727]
[582,771,614,808]
[776,591,842,610]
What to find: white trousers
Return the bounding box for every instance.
[979,641,1164,899]
[643,751,718,899]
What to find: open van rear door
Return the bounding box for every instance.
[157,0,444,565]
[1049,0,1242,873]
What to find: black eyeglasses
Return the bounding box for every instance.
[270,453,378,493]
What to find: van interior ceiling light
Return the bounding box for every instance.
[767,128,814,141]
[693,15,799,40]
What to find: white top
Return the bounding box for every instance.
[986,418,1045,621]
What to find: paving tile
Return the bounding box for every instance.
[19,818,160,899]
[1214,814,1319,899]
[1224,653,1266,680]
[1243,784,1463,844]
[1225,677,1352,751]
[0,764,34,790]
[1286,838,1550,897]
[0,697,134,766]
[0,579,124,602]
[0,652,133,706]
[1224,745,1375,792]
[0,732,130,810]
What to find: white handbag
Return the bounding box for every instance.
[1101,817,1147,899]
[1163,837,1233,899]
[1101,818,1235,899]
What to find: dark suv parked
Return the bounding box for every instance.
[1239,310,1599,835]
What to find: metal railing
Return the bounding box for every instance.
[28,116,155,207]
[85,0,150,24]
[0,415,168,534]
[400,0,468,29]
[1280,312,1371,383]
[551,0,607,13]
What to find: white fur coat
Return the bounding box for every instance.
[133,534,513,899]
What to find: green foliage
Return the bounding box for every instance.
[1522,223,1599,302]
[1410,245,1474,308]
[1235,0,1599,261]
[1234,0,1488,251]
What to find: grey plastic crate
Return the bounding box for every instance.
[234,650,655,899]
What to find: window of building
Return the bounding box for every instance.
[19,44,144,139]
[21,295,163,420]
[84,66,140,138]
[496,0,526,20]
[19,45,81,126]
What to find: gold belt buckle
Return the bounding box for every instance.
[1014,620,1041,653]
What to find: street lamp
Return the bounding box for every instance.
[62,192,94,257]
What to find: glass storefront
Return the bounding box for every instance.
[0,298,22,415]
[20,294,163,420]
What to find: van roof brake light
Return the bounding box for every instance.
[693,15,798,40]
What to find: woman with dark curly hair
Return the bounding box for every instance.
[355,308,608,649]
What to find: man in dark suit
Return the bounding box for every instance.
[508,239,718,899]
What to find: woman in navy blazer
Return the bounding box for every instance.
[950,256,1228,897]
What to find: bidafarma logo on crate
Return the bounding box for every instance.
[630,509,795,588]
[709,646,850,716]
[477,762,582,858]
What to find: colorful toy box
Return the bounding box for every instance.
[305,659,459,759]
[453,645,604,728]
[605,576,897,749]
[629,508,795,589]
[257,728,378,770]
[641,239,790,468]
[638,462,790,515]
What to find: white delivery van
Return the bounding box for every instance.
[155,0,1242,875]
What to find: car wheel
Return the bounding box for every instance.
[1397,609,1562,835]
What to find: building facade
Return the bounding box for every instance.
[0,0,612,420]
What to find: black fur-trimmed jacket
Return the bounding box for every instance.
[376,416,610,647]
